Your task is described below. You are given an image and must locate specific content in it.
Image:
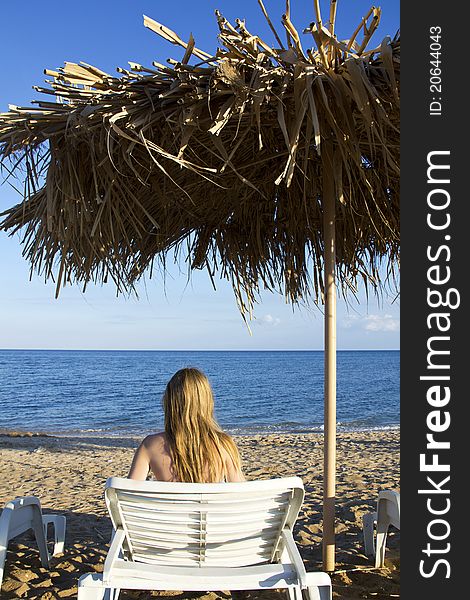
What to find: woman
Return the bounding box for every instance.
[128,367,244,482]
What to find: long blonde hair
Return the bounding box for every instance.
[163,367,241,482]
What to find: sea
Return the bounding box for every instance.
[0,350,399,437]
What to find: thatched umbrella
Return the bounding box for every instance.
[0,0,399,570]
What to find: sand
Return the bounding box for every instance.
[0,430,400,599]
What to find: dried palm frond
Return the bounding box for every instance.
[0,1,399,316]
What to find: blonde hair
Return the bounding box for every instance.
[163,367,241,483]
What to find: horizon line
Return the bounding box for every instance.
[0,347,400,352]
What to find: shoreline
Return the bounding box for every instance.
[0,423,400,441]
[1,429,400,599]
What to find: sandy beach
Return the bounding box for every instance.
[0,430,399,599]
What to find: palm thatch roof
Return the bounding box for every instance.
[0,1,399,317]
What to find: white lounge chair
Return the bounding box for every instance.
[0,496,66,589]
[362,490,400,568]
[78,477,331,600]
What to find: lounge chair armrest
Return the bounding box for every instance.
[305,572,332,600]
[103,529,126,584]
[42,515,66,556]
[281,527,308,588]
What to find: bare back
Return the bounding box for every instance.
[128,432,244,482]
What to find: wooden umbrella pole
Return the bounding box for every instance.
[322,138,337,572]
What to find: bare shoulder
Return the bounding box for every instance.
[129,433,168,480]
[141,432,171,458]
[220,436,245,481]
[142,432,167,449]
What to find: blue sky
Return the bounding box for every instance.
[0,0,400,351]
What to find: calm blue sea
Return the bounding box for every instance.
[0,350,399,436]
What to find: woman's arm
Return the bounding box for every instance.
[128,438,151,480]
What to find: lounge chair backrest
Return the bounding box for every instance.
[105,477,304,568]
[0,497,43,541]
[378,490,400,530]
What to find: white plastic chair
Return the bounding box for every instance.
[362,490,400,568]
[78,477,331,600]
[0,496,66,589]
